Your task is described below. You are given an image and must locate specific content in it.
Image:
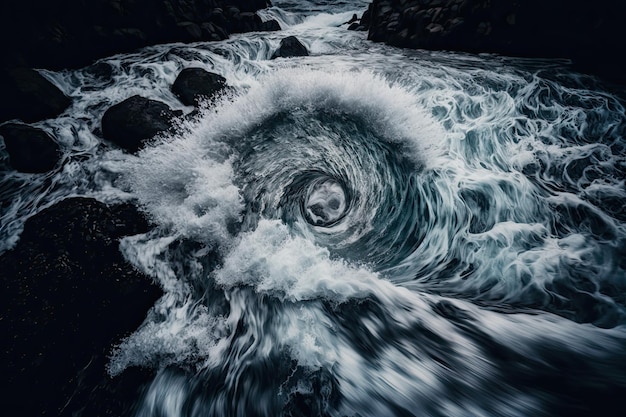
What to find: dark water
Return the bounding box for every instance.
[1,1,626,415]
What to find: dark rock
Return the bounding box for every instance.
[260,19,281,31]
[172,67,228,106]
[217,10,276,34]
[271,36,309,59]
[177,21,203,41]
[229,0,270,13]
[0,1,272,71]
[0,68,71,123]
[220,6,240,33]
[0,123,61,173]
[101,95,183,153]
[201,22,229,41]
[226,5,241,20]
[84,61,114,81]
[360,7,372,28]
[348,22,360,31]
[235,12,264,33]
[0,197,161,416]
[209,8,231,30]
[345,14,359,24]
[362,0,626,84]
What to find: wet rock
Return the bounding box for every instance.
[209,8,231,29]
[229,0,270,13]
[360,7,371,28]
[0,197,161,416]
[271,36,309,59]
[232,11,265,33]
[176,21,203,41]
[101,95,182,153]
[260,19,281,31]
[0,123,61,173]
[361,0,626,84]
[0,68,71,123]
[172,67,228,106]
[84,61,114,81]
[0,1,273,71]
[201,22,229,41]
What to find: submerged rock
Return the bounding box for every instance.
[271,36,309,59]
[0,197,161,416]
[0,123,61,173]
[101,95,182,153]
[172,67,228,106]
[0,68,71,123]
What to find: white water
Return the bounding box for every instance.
[1,0,626,415]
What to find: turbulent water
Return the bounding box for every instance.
[2,0,626,415]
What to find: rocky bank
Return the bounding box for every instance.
[0,0,276,71]
[0,1,311,410]
[358,0,626,84]
[0,198,162,416]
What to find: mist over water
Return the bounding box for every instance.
[2,0,626,415]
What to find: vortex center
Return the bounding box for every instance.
[305,179,347,226]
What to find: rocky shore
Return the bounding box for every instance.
[0,0,284,124]
[0,2,305,415]
[0,198,162,416]
[354,0,626,85]
[0,0,312,168]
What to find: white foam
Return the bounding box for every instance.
[119,139,243,247]
[196,68,445,166]
[108,297,230,375]
[214,219,381,303]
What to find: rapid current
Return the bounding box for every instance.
[2,1,626,415]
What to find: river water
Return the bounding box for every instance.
[1,1,626,416]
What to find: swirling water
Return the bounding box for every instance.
[2,0,626,415]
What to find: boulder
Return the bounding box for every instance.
[84,61,115,81]
[0,197,161,416]
[201,22,230,41]
[101,95,182,153]
[260,19,281,31]
[0,68,71,123]
[217,9,280,34]
[172,68,228,106]
[176,21,204,41]
[271,36,309,59]
[0,123,61,173]
[231,11,265,33]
